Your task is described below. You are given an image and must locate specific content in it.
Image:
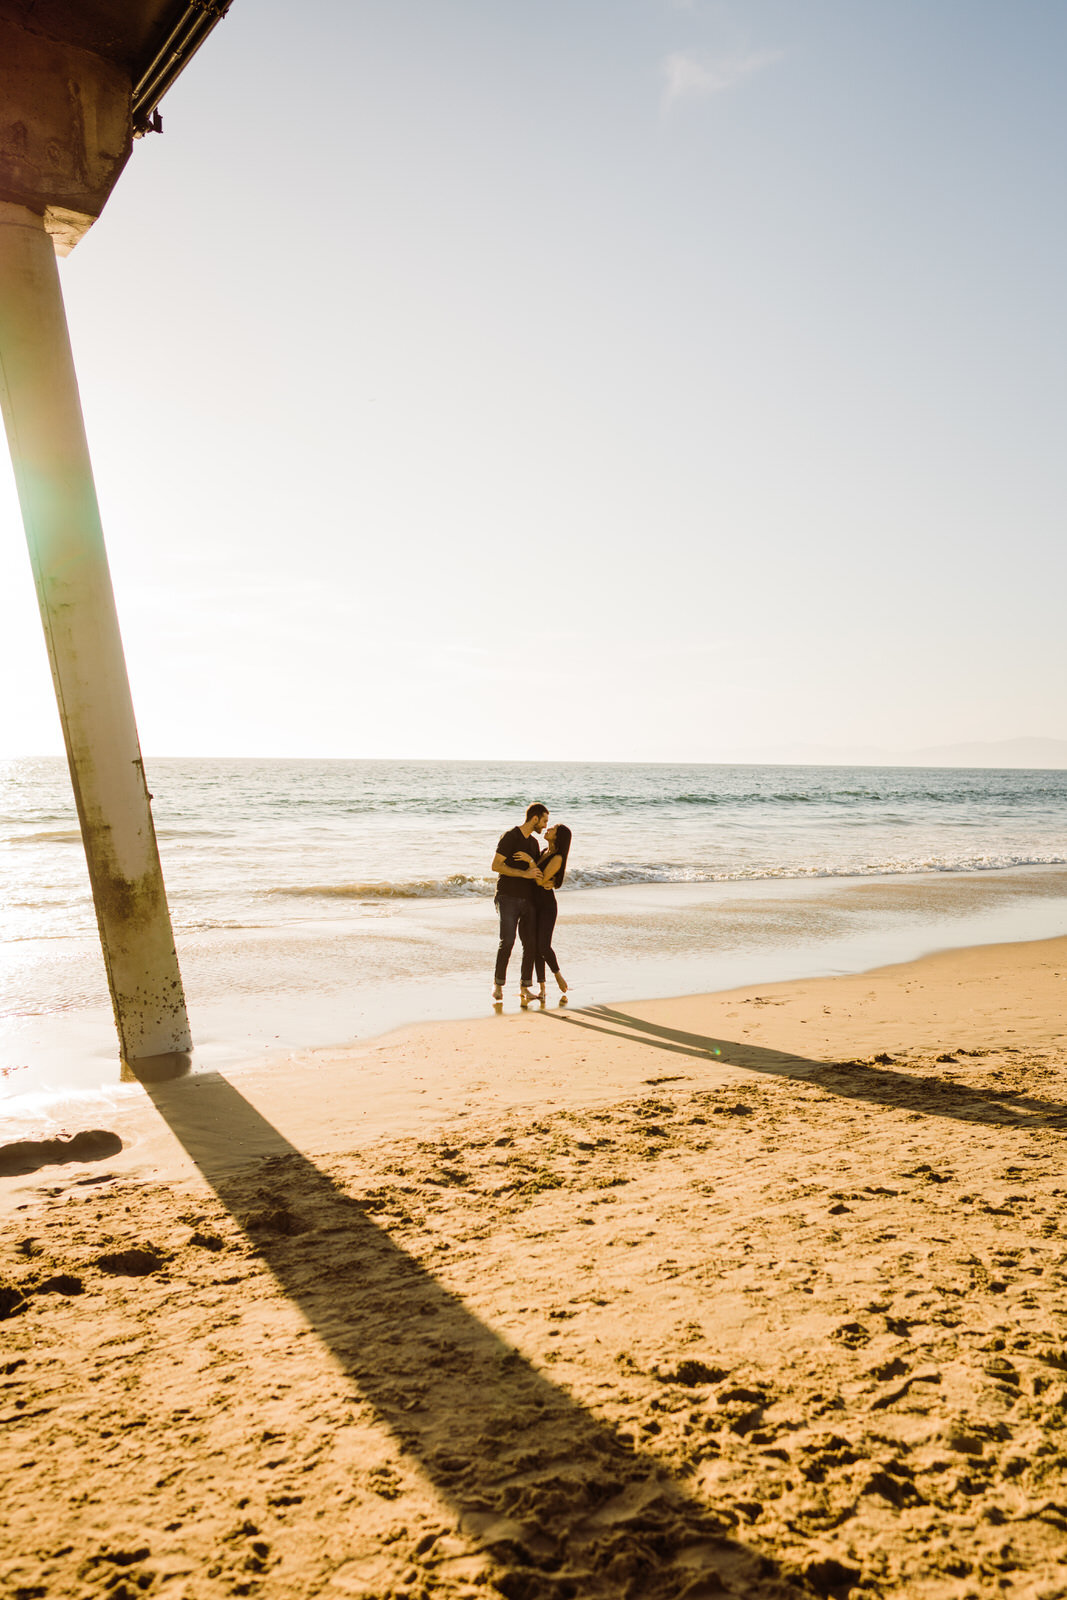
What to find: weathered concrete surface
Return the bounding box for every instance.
[0,200,191,1060]
[0,17,133,252]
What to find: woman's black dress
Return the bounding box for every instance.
[532,853,561,983]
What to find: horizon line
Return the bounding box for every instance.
[5,750,1067,771]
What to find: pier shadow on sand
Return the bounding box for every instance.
[541,1005,1067,1131]
[137,1068,820,1600]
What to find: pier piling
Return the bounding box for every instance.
[0,199,191,1063]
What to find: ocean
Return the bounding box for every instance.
[3,758,1067,1109]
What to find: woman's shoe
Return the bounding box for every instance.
[554,971,568,993]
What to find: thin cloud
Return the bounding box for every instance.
[661,48,782,109]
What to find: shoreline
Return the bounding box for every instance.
[2,926,1065,1197]
[4,861,1067,1112]
[2,930,1066,1597]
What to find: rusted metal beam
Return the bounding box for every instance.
[132,0,233,137]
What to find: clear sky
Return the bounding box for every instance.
[1,0,1065,761]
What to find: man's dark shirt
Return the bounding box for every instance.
[496,826,539,900]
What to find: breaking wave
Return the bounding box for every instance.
[265,852,1067,902]
[10,829,84,844]
[269,874,491,900]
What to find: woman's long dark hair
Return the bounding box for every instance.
[548,824,572,888]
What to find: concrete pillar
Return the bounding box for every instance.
[0,199,191,1064]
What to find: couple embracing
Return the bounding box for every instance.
[491,802,572,1005]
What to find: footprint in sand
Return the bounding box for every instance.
[94,1246,166,1277]
[34,1273,84,1296]
[652,1359,729,1387]
[870,1371,941,1410]
[868,1357,910,1381]
[830,1321,871,1349]
[860,1465,928,1508]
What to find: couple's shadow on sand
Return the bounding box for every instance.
[129,1010,1065,1599]
[542,1004,1067,1132]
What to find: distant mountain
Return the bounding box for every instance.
[722,737,1067,769]
[901,737,1067,769]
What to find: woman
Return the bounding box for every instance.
[531,823,571,1001]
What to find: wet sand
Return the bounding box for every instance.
[2,935,1067,1598]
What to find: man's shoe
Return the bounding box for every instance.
[492,983,503,1001]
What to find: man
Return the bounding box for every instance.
[491,802,548,1002]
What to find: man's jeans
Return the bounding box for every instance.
[494,893,535,986]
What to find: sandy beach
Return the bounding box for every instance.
[3,933,1067,1599]
[2,0,1066,1593]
